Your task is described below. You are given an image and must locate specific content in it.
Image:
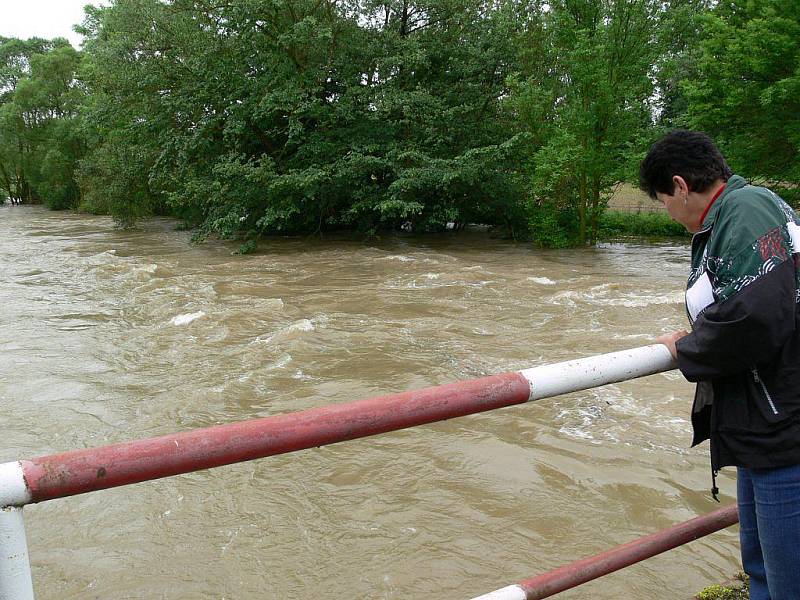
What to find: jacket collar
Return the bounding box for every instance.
[698,175,746,231]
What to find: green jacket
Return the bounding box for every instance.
[675,175,800,493]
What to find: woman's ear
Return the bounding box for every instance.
[672,175,690,196]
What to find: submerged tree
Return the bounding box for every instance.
[75,0,528,239]
[510,0,677,245]
[0,37,83,208]
[15,0,791,247]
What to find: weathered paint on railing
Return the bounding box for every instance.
[2,344,675,506]
[0,344,676,600]
[469,503,740,600]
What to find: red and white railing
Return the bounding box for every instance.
[470,503,739,599]
[0,345,739,599]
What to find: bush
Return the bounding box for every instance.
[598,210,689,239]
[525,202,577,248]
[696,572,749,600]
[774,186,800,209]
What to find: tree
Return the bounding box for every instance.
[76,0,528,238]
[510,0,675,245]
[682,0,800,195]
[0,37,84,207]
[0,36,51,203]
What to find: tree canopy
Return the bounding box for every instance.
[682,0,800,199]
[1,0,798,247]
[0,36,83,208]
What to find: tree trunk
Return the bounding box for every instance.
[0,162,14,203]
[590,173,600,245]
[578,171,587,245]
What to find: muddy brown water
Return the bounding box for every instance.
[0,205,739,599]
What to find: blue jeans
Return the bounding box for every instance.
[738,464,800,600]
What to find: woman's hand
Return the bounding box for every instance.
[655,330,689,359]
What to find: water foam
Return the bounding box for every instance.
[548,288,683,308]
[263,319,315,343]
[170,311,206,326]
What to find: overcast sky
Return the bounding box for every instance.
[1,0,107,48]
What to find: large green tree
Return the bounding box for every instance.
[76,0,528,238]
[1,36,51,204]
[0,37,83,207]
[682,0,800,192]
[510,0,679,245]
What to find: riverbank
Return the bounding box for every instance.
[4,199,691,254]
[599,210,689,239]
[5,176,687,246]
[601,184,688,240]
[697,573,749,599]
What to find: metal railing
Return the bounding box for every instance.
[470,504,739,599]
[1,345,738,599]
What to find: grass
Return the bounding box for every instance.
[696,573,750,600]
[598,209,690,239]
[607,183,666,214]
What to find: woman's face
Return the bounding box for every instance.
[655,176,701,233]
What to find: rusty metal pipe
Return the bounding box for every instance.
[470,503,740,600]
[0,344,676,600]
[1,344,675,506]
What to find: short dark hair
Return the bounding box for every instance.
[639,130,732,199]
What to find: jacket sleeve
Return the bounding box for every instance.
[675,259,796,381]
[675,199,797,382]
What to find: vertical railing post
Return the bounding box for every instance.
[0,506,35,600]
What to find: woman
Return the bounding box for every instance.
[640,129,800,600]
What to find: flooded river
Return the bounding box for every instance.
[0,205,739,599]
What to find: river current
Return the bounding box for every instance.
[0,205,739,599]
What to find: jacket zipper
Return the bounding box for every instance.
[752,368,779,415]
[690,225,722,501]
[709,403,720,502]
